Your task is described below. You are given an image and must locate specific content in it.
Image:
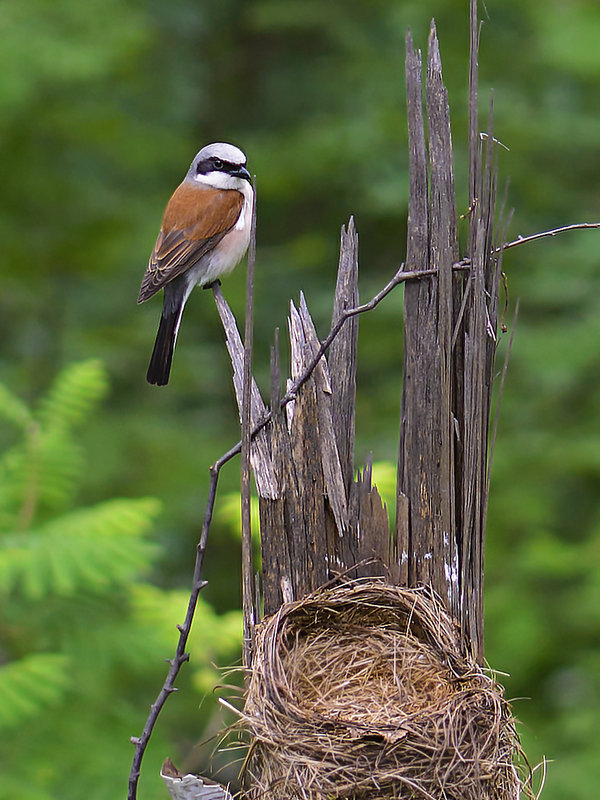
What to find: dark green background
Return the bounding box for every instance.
[1,0,599,797]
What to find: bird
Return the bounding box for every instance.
[138,142,254,385]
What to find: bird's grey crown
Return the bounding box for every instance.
[197,142,246,163]
[188,142,247,176]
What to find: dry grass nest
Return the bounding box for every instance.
[240,580,532,800]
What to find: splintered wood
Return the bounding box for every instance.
[257,219,395,616]
[222,19,504,663]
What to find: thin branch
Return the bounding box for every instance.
[485,299,519,520]
[500,222,600,252]
[210,219,600,501]
[127,466,217,800]
[241,184,257,668]
[281,262,433,404]
[215,261,469,468]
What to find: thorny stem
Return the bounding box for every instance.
[127,218,599,799]
[127,465,217,800]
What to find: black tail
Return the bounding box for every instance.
[146,308,181,386]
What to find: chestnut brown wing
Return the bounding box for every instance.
[137,183,243,303]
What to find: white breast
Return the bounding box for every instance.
[185,183,254,293]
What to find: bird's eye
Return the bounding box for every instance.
[212,158,224,170]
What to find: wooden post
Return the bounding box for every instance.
[395,13,504,664]
[212,10,521,800]
[225,7,505,666]
[396,25,460,622]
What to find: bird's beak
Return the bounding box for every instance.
[233,164,252,183]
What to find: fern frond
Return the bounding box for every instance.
[0,360,108,530]
[37,359,108,433]
[0,498,161,598]
[0,431,83,528]
[0,653,70,731]
[0,383,34,431]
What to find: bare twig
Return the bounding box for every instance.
[216,261,457,465]
[241,183,258,668]
[127,467,217,800]
[281,262,432,404]
[485,299,519,520]
[454,221,600,272]
[500,222,600,252]
[211,220,585,478]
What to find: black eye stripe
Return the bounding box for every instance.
[195,157,245,175]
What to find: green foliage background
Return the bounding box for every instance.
[1,0,599,797]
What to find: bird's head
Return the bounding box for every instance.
[187,142,252,190]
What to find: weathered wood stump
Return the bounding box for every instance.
[214,11,525,800]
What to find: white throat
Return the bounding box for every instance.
[193,170,249,192]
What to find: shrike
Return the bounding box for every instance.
[138,142,254,385]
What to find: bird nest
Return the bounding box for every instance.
[240,580,531,800]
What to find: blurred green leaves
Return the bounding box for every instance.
[0,360,108,526]
[0,653,70,730]
[0,362,242,799]
[0,0,148,112]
